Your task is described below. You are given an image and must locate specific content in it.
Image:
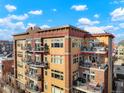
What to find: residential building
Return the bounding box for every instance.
[13,25,114,93]
[0,52,14,87]
[0,40,13,56]
[113,45,124,93]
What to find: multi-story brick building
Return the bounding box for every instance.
[113,45,124,92]
[13,25,114,93]
[0,40,13,56]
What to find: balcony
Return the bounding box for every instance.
[25,72,42,81]
[34,46,48,53]
[80,46,107,54]
[24,59,33,65]
[73,78,103,93]
[34,44,49,53]
[25,45,33,53]
[79,61,108,70]
[25,44,49,53]
[30,62,48,68]
[26,83,41,93]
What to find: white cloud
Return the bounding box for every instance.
[27,23,36,28]
[84,26,105,33]
[40,25,50,29]
[82,25,118,34]
[110,0,124,4]
[119,23,124,28]
[52,9,57,12]
[71,5,88,11]
[28,10,43,15]
[5,4,16,12]
[78,17,100,26]
[110,7,124,21]
[8,14,28,21]
[100,25,119,31]
[94,14,99,18]
[48,19,53,22]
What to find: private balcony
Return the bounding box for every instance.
[30,62,48,68]
[25,44,49,53]
[34,46,49,53]
[79,61,108,70]
[25,45,33,53]
[24,59,33,65]
[89,40,100,44]
[73,78,103,93]
[25,72,42,81]
[80,46,107,54]
[26,83,41,93]
[34,44,49,53]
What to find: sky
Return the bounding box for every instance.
[0,0,124,43]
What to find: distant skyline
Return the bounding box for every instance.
[0,0,124,42]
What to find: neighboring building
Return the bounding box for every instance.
[13,25,114,93]
[0,52,14,88]
[113,45,124,93]
[0,40,13,56]
[115,45,124,59]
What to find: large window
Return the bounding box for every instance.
[51,38,63,48]
[51,85,63,93]
[51,70,63,80]
[51,56,63,64]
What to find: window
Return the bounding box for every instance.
[45,70,48,76]
[90,71,95,81]
[17,52,23,57]
[18,73,23,79]
[73,55,78,64]
[51,39,63,48]
[51,56,63,64]
[51,85,63,93]
[73,70,79,80]
[51,70,63,80]
[35,43,41,51]
[72,39,81,48]
[45,82,48,90]
[35,55,41,62]
[45,56,48,62]
[17,61,23,67]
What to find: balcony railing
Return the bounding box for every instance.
[80,46,107,54]
[25,44,49,53]
[26,84,41,93]
[25,72,42,81]
[79,61,108,69]
[34,46,49,53]
[25,45,32,52]
[30,62,48,68]
[73,78,103,93]
[24,59,33,65]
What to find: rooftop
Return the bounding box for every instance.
[13,25,114,38]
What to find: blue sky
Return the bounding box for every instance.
[0,0,124,42]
